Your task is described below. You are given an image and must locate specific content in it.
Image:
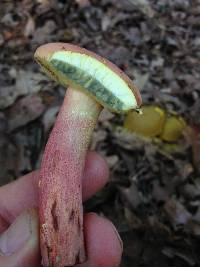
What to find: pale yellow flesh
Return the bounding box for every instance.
[43,51,138,113]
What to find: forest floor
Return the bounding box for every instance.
[0,0,200,266]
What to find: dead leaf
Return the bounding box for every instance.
[0,134,17,186]
[105,155,119,168]
[0,70,48,109]
[124,208,142,229]
[98,108,115,122]
[162,247,195,266]
[107,46,131,66]
[151,57,164,70]
[180,179,200,199]
[16,70,49,95]
[91,129,107,150]
[152,180,169,202]
[32,20,57,44]
[133,70,149,91]
[184,126,200,173]
[7,94,45,131]
[24,16,35,37]
[127,0,156,18]
[42,106,59,133]
[0,112,7,133]
[101,15,111,31]
[113,126,148,151]
[13,132,32,174]
[0,33,4,45]
[75,0,90,8]
[164,199,192,227]
[124,27,142,46]
[119,183,141,209]
[0,85,16,109]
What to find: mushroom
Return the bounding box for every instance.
[34,43,142,267]
[124,105,166,138]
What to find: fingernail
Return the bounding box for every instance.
[90,212,123,252]
[108,221,123,252]
[0,211,32,256]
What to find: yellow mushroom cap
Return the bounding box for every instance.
[124,105,166,137]
[160,116,186,142]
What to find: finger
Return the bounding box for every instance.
[82,151,109,201]
[78,213,123,267]
[0,151,109,227]
[0,209,40,267]
[0,211,122,267]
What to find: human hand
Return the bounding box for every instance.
[0,151,122,267]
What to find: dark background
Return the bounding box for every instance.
[0,0,200,266]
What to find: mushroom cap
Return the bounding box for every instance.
[34,43,142,113]
[160,115,186,142]
[124,105,166,137]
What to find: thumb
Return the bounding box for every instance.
[0,208,40,267]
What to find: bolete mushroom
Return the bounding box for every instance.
[124,105,166,138]
[34,43,142,267]
[160,115,186,142]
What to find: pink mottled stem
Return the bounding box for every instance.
[39,87,101,267]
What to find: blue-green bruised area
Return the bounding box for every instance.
[50,59,124,112]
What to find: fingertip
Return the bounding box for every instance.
[83,151,109,200]
[79,212,122,267]
[86,151,109,184]
[0,208,40,267]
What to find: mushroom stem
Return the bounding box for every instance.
[39,87,101,267]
